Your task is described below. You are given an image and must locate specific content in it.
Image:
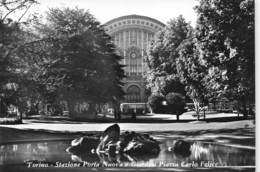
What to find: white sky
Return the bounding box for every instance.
[31,0,199,26]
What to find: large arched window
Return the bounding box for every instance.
[126,85,141,102]
[129,52,138,75]
[126,47,142,76]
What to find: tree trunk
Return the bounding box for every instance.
[193,99,200,120]
[88,103,97,119]
[0,100,7,117]
[0,100,3,117]
[113,102,121,121]
[97,104,102,114]
[242,102,248,119]
[213,101,216,111]
[176,112,180,121]
[241,97,248,119]
[67,100,76,117]
[236,101,240,117]
[17,110,22,123]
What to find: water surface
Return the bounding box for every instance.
[0,138,255,168]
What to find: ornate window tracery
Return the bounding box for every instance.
[126,47,142,76]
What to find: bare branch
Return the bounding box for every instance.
[2,1,26,20]
[1,0,37,21]
[17,2,31,22]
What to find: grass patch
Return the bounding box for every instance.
[0,117,22,124]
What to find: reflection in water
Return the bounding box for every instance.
[159,141,255,166]
[0,139,255,167]
[190,142,210,159]
[0,141,71,165]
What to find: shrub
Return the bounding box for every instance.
[147,94,165,114]
[0,117,22,124]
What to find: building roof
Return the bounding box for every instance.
[103,14,166,35]
[104,14,165,27]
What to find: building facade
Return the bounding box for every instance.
[104,15,165,103]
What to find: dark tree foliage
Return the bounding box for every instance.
[195,0,255,117]
[161,79,186,97]
[17,37,63,115]
[0,22,17,116]
[145,15,191,96]
[33,7,125,117]
[0,0,37,117]
[147,94,165,114]
[0,4,125,119]
[165,92,185,121]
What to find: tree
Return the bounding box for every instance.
[165,92,185,121]
[195,0,255,117]
[0,0,38,117]
[145,15,208,119]
[145,15,191,96]
[34,7,125,118]
[17,37,63,116]
[176,35,209,120]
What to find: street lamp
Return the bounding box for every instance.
[162,101,167,106]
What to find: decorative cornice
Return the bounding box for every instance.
[103,14,166,35]
[104,14,165,27]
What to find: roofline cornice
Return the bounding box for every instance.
[103,14,165,27]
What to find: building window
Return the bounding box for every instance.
[125,47,143,76]
[129,54,137,75]
[128,52,142,76]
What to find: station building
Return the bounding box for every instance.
[104,15,165,103]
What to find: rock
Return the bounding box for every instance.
[96,124,120,152]
[102,124,120,142]
[172,140,191,158]
[66,124,160,162]
[120,131,160,155]
[66,136,99,154]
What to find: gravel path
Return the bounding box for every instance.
[0,119,254,133]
